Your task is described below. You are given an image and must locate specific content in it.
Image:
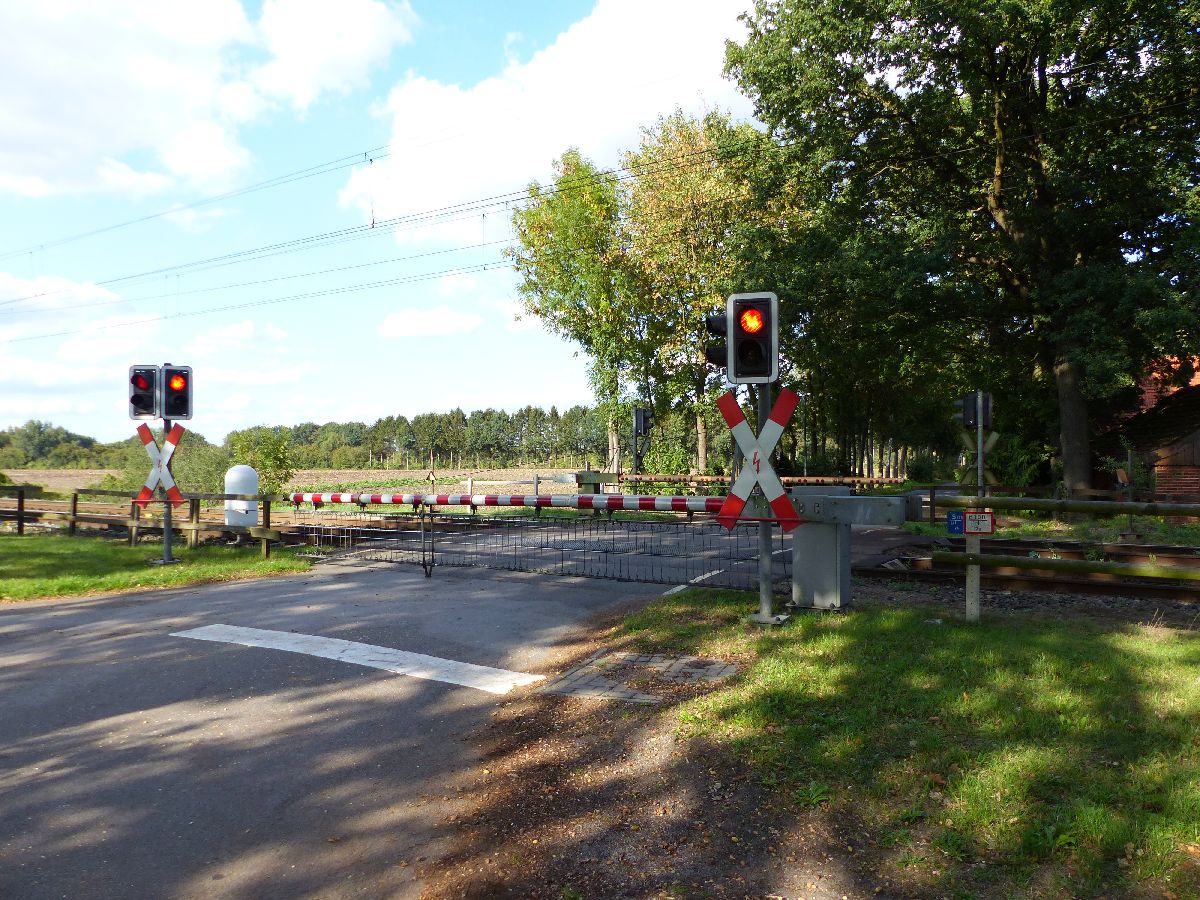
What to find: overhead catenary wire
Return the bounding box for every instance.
[0,87,1185,330]
[0,43,1132,265]
[1,82,1176,314]
[0,260,510,345]
[0,185,762,342]
[0,132,765,309]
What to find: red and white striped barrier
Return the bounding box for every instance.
[289,492,726,514]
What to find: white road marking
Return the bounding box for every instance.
[663,568,726,595]
[171,624,544,695]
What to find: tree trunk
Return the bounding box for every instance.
[1055,348,1092,495]
[696,411,708,474]
[607,418,621,472]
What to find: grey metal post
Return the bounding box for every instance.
[965,390,983,622]
[159,417,179,565]
[976,390,985,498]
[753,384,779,623]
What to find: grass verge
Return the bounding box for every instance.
[0,533,312,601]
[618,589,1200,896]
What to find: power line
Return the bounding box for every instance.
[0,239,513,318]
[0,145,392,263]
[0,260,510,345]
[1,88,1184,315]
[4,87,1189,345]
[0,133,764,309]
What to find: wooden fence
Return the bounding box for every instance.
[0,487,285,558]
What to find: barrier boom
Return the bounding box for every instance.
[290,493,726,514]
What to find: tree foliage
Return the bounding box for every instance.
[509,114,758,470]
[727,0,1200,488]
[228,428,295,496]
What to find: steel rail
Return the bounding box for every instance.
[932,550,1200,582]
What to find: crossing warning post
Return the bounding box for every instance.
[714,385,803,624]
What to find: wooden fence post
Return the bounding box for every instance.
[16,488,24,536]
[928,486,937,525]
[188,499,200,549]
[261,498,271,560]
[68,492,78,537]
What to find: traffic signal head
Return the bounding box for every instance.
[704,311,727,367]
[952,392,994,430]
[128,365,158,420]
[161,366,192,420]
[727,292,778,384]
[634,407,654,436]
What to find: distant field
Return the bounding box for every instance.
[286,467,583,492]
[2,469,115,493]
[3,467,586,495]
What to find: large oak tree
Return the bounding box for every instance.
[727,0,1199,490]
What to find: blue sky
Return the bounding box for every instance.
[0,0,754,444]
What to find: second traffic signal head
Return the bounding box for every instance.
[704,310,727,367]
[952,392,994,430]
[129,365,159,420]
[728,292,778,384]
[161,366,193,420]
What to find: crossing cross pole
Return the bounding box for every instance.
[714,386,803,624]
[715,387,802,531]
[135,421,186,565]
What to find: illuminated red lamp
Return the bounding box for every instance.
[738,307,765,334]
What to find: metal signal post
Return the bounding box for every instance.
[128,363,192,565]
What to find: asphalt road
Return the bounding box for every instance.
[0,562,656,900]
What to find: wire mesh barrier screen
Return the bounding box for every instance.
[297,511,793,590]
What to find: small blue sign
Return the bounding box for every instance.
[947,510,965,534]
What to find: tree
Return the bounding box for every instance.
[510,123,761,471]
[623,111,760,470]
[728,0,1200,490]
[509,149,649,469]
[229,428,295,496]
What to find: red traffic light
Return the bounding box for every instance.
[167,372,188,392]
[738,307,765,334]
[131,372,152,391]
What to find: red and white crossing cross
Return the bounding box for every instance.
[715,388,802,532]
[134,423,186,509]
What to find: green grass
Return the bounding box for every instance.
[619,590,1200,896]
[0,533,312,601]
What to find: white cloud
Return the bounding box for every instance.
[164,206,234,234]
[435,273,480,297]
[0,272,118,313]
[0,0,255,195]
[0,0,416,196]
[340,0,752,245]
[378,305,483,337]
[253,0,417,111]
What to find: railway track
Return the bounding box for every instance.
[858,536,1200,602]
[6,498,1198,602]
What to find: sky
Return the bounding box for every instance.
[0,0,756,444]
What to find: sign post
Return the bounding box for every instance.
[714,386,803,624]
[134,420,186,565]
[965,390,986,622]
